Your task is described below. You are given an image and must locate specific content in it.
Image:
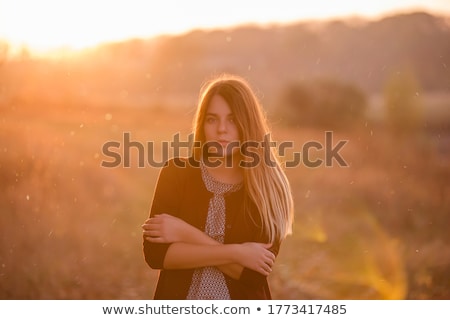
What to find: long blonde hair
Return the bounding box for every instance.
[192,74,294,243]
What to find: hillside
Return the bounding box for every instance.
[1,11,449,112]
[0,10,449,300]
[86,11,450,108]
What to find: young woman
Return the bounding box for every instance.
[142,74,294,299]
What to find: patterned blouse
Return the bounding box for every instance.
[186,160,242,299]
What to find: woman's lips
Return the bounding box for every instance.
[218,140,229,145]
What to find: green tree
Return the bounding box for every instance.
[383,67,423,134]
[280,78,367,129]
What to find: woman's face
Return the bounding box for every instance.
[203,94,240,158]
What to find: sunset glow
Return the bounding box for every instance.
[0,0,449,55]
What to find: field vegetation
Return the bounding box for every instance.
[0,11,448,299]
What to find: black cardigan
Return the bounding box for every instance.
[143,157,280,299]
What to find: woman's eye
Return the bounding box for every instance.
[206,117,216,123]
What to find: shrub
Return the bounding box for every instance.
[280,78,367,129]
[383,67,423,135]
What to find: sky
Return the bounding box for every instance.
[0,0,449,55]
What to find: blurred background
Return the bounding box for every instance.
[0,0,449,299]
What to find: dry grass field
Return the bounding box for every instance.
[1,95,448,300]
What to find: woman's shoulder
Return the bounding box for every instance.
[157,157,203,194]
[160,157,201,178]
[163,156,200,170]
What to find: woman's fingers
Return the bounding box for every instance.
[141,215,165,231]
[142,224,159,234]
[145,236,164,243]
[143,229,161,237]
[142,217,164,242]
[261,252,274,270]
[144,224,165,242]
[264,250,275,265]
[143,214,185,243]
[258,264,271,276]
[237,242,277,275]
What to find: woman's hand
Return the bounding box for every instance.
[143,215,275,277]
[235,242,275,276]
[142,214,197,244]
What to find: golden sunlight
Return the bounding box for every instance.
[1,0,449,303]
[0,0,202,55]
[0,0,449,56]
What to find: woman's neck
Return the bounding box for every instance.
[203,156,243,184]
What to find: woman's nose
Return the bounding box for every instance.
[217,119,227,133]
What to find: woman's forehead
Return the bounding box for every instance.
[206,94,233,115]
